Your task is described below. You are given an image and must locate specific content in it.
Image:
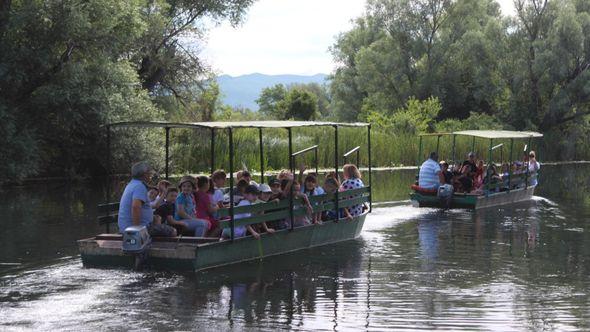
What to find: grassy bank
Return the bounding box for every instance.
[123,127,549,176]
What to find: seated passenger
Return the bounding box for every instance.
[252,183,276,234]
[154,188,186,232]
[118,161,176,237]
[439,161,453,184]
[195,175,220,236]
[230,179,249,203]
[484,165,503,192]
[418,152,445,190]
[174,176,209,237]
[150,180,171,209]
[340,164,365,217]
[275,179,314,228]
[147,186,159,211]
[211,170,227,208]
[473,160,485,189]
[240,170,258,186]
[221,185,262,239]
[323,177,352,221]
[268,178,281,195]
[461,152,478,179]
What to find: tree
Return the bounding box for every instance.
[284,89,318,121]
[256,84,288,119]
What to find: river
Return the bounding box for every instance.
[1,164,589,330]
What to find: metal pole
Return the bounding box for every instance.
[105,126,111,233]
[525,136,532,189]
[105,126,111,204]
[417,136,423,167]
[334,125,339,220]
[486,138,493,194]
[356,149,360,166]
[436,135,441,155]
[314,146,319,175]
[288,128,294,230]
[165,127,170,180]
[259,128,264,183]
[508,138,514,191]
[368,125,372,212]
[210,128,215,175]
[452,135,457,164]
[228,128,235,241]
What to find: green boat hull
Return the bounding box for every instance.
[79,213,367,272]
[410,186,535,209]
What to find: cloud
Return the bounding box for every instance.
[201,0,517,76]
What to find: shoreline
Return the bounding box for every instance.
[3,160,589,188]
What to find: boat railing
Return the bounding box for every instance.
[217,187,371,229]
[97,202,120,233]
[343,146,361,165]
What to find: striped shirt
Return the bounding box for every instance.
[419,158,441,189]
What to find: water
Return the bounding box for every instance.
[1,165,590,330]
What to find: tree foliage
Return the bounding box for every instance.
[330,0,590,140]
[0,0,253,181]
[256,83,325,120]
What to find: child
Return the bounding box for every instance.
[211,170,227,208]
[323,177,352,221]
[221,185,262,239]
[269,178,281,195]
[231,179,249,203]
[276,180,313,228]
[254,183,276,234]
[301,174,324,224]
[150,180,171,210]
[154,188,183,233]
[174,176,209,237]
[147,186,159,211]
[195,175,219,236]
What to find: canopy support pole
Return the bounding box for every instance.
[436,135,441,156]
[259,128,264,183]
[486,138,493,195]
[368,125,372,212]
[334,125,339,220]
[210,128,215,175]
[451,135,457,165]
[525,136,532,189]
[228,128,235,241]
[288,128,294,230]
[417,136,423,167]
[508,138,514,192]
[105,125,111,233]
[314,145,319,175]
[165,127,170,180]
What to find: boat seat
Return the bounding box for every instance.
[411,184,438,196]
[94,234,218,244]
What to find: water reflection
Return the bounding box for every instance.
[1,165,590,330]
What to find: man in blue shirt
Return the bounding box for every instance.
[118,161,177,237]
[418,152,445,190]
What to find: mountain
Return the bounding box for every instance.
[216,73,328,110]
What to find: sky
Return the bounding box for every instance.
[201,0,517,77]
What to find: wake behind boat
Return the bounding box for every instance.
[410,130,542,209]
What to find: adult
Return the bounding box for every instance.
[439,161,453,184]
[418,152,445,190]
[461,152,478,178]
[528,151,541,186]
[118,161,177,237]
[340,164,365,217]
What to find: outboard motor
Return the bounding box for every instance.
[437,184,454,210]
[122,225,152,270]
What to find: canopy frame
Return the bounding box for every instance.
[103,120,372,236]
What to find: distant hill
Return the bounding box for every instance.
[216,73,328,110]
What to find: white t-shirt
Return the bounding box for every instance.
[212,188,224,206]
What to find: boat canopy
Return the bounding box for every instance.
[419,130,543,139]
[107,120,369,129]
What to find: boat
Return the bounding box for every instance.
[78,121,373,271]
[410,130,543,209]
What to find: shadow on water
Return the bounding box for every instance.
[1,165,590,330]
